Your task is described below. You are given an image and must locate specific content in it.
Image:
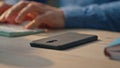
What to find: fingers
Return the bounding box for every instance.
[25,11,53,29]
[5,1,29,18]
[0,11,7,23]
[16,2,47,23]
[0,2,11,15]
[25,15,45,29]
[25,11,56,29]
[0,1,64,29]
[4,1,29,23]
[0,2,11,23]
[16,3,39,23]
[0,1,46,24]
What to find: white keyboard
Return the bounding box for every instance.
[0,24,31,32]
[0,23,44,37]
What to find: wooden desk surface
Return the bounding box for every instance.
[0,29,120,68]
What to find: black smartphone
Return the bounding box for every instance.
[30,32,98,50]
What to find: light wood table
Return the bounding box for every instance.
[0,29,120,68]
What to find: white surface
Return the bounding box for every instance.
[0,22,44,37]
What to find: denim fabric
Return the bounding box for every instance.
[61,0,120,31]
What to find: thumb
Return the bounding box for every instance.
[25,11,53,29]
[25,15,44,29]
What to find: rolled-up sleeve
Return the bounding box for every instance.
[61,1,120,32]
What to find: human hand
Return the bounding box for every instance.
[0,2,12,15]
[0,2,12,23]
[0,1,65,29]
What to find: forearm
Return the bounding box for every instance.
[62,1,120,32]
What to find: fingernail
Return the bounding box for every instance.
[0,17,3,20]
[25,25,31,29]
[0,18,4,22]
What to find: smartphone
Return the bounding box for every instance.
[30,32,98,50]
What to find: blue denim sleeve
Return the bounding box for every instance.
[62,1,120,32]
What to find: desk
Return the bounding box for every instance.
[0,29,120,68]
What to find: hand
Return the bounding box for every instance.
[0,2,11,15]
[0,1,65,29]
[0,2,12,23]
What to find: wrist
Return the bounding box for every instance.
[58,9,65,28]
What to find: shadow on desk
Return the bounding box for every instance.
[0,50,53,68]
[0,37,53,68]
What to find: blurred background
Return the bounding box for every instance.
[48,0,60,7]
[0,0,60,7]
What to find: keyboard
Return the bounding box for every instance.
[0,23,44,37]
